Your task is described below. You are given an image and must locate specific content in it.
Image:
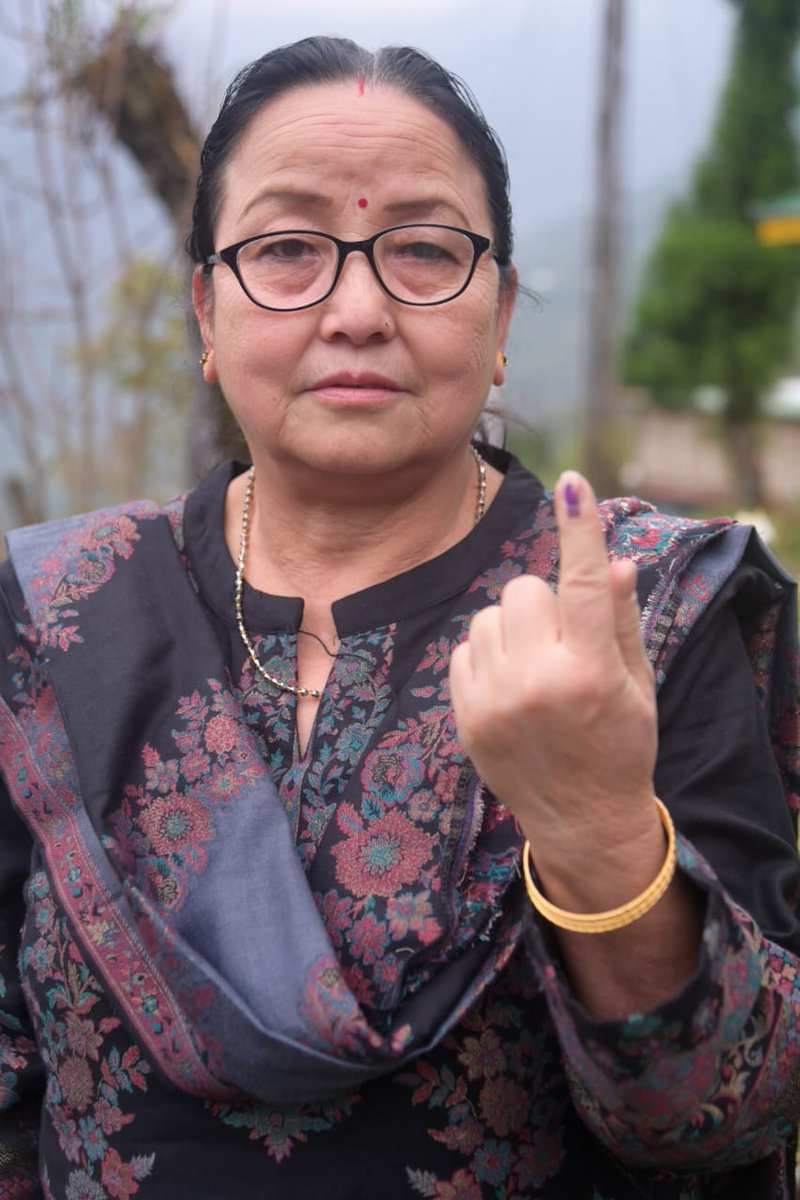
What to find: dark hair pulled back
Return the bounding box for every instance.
[187,36,513,279]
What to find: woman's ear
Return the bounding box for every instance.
[192,266,218,384]
[493,264,517,386]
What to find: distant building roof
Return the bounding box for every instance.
[754,190,800,220]
[764,376,800,419]
[690,377,800,420]
[754,190,800,245]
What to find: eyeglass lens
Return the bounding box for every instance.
[235,227,477,308]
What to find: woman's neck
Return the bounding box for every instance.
[225,449,499,609]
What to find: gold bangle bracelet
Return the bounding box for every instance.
[521,798,677,934]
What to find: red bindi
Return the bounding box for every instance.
[357,197,368,209]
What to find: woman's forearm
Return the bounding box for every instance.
[524,803,705,1018]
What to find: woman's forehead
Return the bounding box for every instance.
[218,82,487,224]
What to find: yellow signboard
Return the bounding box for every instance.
[755,216,800,246]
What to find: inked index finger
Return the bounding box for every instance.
[554,470,616,651]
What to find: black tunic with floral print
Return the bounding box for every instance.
[1,451,799,1200]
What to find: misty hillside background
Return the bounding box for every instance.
[500,177,674,437]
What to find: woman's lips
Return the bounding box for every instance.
[309,373,403,405]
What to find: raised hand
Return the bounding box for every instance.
[449,470,660,886]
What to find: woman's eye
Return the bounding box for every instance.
[258,238,314,260]
[396,241,453,262]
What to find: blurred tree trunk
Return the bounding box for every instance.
[584,0,626,498]
[725,413,763,509]
[73,13,246,474]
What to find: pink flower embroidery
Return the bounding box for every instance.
[332,811,435,898]
[431,1115,484,1155]
[457,1030,506,1081]
[144,865,180,907]
[27,936,56,982]
[516,1131,565,1190]
[102,1147,139,1200]
[58,1054,94,1112]
[180,749,211,783]
[203,714,239,755]
[408,790,440,822]
[386,892,440,945]
[350,913,389,965]
[479,1075,530,1137]
[434,1168,483,1199]
[140,792,212,856]
[65,1013,103,1061]
[94,1097,130,1136]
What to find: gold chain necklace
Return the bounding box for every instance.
[235,445,487,699]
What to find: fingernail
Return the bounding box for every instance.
[564,480,581,518]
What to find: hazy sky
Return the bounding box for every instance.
[0,0,738,264]
[166,0,735,234]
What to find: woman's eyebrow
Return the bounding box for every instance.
[383,197,470,225]
[238,190,471,228]
[239,188,333,220]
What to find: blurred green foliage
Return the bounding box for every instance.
[624,0,800,508]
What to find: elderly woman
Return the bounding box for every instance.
[1,35,799,1200]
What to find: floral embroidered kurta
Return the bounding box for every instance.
[1,451,799,1200]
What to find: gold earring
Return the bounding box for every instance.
[200,349,210,369]
[497,351,509,368]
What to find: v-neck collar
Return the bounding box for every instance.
[183,448,546,638]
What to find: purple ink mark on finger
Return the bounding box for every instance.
[357,197,368,209]
[564,481,581,518]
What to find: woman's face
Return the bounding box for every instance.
[194,82,516,480]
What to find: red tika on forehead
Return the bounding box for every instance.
[357,74,365,97]
[357,198,368,209]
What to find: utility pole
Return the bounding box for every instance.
[584,0,626,497]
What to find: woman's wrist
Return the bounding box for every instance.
[517,792,669,918]
[523,798,676,934]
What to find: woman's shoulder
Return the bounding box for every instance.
[598,494,735,564]
[598,494,793,596]
[6,493,182,554]
[603,499,795,692]
[6,497,176,562]
[1,492,191,647]
[598,495,796,609]
[502,457,737,568]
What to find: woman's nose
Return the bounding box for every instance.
[317,251,394,343]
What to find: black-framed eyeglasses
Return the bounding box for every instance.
[203,223,496,311]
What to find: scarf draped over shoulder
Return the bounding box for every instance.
[1,486,796,1104]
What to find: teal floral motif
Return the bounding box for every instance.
[208,1092,360,1163]
[18,507,161,653]
[236,628,395,857]
[1,944,39,1148]
[363,749,425,807]
[331,805,436,898]
[406,1165,484,1198]
[107,678,268,910]
[400,958,568,1197]
[400,969,568,1195]
[20,871,155,1199]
